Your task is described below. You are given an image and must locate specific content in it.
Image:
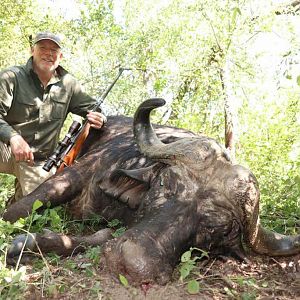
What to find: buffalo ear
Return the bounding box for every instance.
[103,165,160,209]
[112,166,153,184]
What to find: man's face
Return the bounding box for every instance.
[31,39,63,73]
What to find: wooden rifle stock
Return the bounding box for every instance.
[56,123,91,173]
[52,67,127,173]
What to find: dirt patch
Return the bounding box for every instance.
[22,252,300,299]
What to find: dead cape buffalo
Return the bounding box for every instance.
[3,98,300,285]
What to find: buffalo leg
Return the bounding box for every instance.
[3,153,101,223]
[7,228,113,261]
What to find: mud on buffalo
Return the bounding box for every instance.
[3,98,300,285]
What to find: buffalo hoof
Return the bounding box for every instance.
[7,232,37,258]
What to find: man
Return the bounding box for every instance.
[0,32,106,203]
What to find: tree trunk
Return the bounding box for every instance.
[219,61,237,163]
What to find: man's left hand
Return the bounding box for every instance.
[86,111,107,129]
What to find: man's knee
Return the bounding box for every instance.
[18,161,55,196]
[5,162,55,204]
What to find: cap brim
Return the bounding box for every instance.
[34,38,62,48]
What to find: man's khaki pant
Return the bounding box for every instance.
[0,142,55,202]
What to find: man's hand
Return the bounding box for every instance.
[86,111,107,129]
[10,135,34,166]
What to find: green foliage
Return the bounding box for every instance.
[0,265,27,299]
[119,274,129,287]
[90,281,102,294]
[238,95,300,233]
[107,218,127,237]
[0,174,14,214]
[85,245,101,265]
[0,216,27,298]
[178,247,209,294]
[0,199,107,298]
[187,279,200,294]
[20,200,66,234]
[179,247,209,281]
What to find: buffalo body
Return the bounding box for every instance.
[4,99,300,285]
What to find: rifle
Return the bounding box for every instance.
[43,68,126,172]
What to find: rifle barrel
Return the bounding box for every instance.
[92,68,125,111]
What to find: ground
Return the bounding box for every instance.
[20,251,300,299]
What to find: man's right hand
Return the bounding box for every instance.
[10,135,34,166]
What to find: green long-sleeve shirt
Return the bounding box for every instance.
[0,57,97,159]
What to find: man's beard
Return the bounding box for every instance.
[40,62,57,73]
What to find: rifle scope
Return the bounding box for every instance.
[43,121,81,172]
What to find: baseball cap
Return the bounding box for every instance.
[33,32,63,48]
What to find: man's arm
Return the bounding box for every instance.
[86,111,107,129]
[0,69,20,143]
[9,135,34,165]
[67,78,106,129]
[0,69,34,164]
